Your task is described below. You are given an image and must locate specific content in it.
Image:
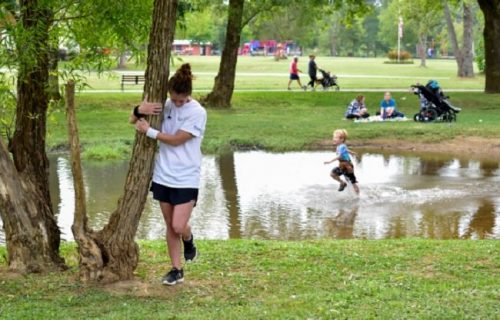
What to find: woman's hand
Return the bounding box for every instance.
[135,118,150,133]
[139,100,162,116]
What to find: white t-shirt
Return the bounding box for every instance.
[152,98,207,188]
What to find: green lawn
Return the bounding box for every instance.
[72,56,485,90]
[0,240,498,319]
[46,91,500,159]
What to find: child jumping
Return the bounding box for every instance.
[324,129,360,194]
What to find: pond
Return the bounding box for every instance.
[1,150,499,243]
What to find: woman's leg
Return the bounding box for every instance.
[160,201,194,270]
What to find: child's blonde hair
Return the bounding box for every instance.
[333,129,348,141]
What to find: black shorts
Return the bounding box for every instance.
[332,161,358,184]
[150,182,198,206]
[290,73,299,80]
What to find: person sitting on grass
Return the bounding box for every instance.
[345,95,370,120]
[378,92,405,119]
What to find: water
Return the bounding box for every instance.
[1,150,499,243]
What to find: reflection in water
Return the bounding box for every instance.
[0,151,498,243]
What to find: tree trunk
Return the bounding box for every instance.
[65,81,104,282]
[1,0,66,273]
[418,35,427,67]
[329,21,338,56]
[118,50,128,69]
[443,1,475,78]
[203,0,245,108]
[69,0,178,283]
[477,0,500,93]
[461,3,475,77]
[0,139,66,273]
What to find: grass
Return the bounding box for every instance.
[0,240,498,319]
[45,91,500,159]
[59,56,485,91]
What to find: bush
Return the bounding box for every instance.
[387,50,412,61]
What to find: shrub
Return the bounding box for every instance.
[387,50,412,61]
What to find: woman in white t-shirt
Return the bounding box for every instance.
[132,64,207,286]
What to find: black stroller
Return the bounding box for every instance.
[411,80,461,122]
[317,69,340,91]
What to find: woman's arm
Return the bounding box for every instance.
[135,118,192,146]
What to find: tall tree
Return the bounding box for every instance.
[443,0,475,77]
[202,0,245,108]
[398,0,442,67]
[0,0,66,273]
[477,0,500,93]
[69,0,178,282]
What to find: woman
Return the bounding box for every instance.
[131,63,207,286]
[345,95,370,120]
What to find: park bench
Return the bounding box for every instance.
[121,74,145,91]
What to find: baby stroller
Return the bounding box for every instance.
[411,80,461,122]
[317,69,340,91]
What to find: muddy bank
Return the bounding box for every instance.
[313,137,500,159]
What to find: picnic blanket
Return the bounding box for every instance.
[353,115,409,123]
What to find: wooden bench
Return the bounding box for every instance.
[121,74,145,91]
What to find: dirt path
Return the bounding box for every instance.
[313,137,500,159]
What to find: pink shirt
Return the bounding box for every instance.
[290,61,298,74]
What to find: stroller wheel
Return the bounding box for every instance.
[417,108,437,122]
[425,108,438,122]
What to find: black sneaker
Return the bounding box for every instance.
[338,182,347,192]
[183,234,197,262]
[162,268,184,286]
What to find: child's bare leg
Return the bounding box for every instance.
[330,172,346,188]
[352,183,360,195]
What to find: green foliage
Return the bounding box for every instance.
[0,240,498,319]
[475,36,485,73]
[0,73,15,141]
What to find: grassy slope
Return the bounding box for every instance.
[46,91,500,159]
[77,56,485,90]
[0,240,498,319]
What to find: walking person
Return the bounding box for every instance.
[287,56,306,90]
[132,63,207,286]
[307,54,318,90]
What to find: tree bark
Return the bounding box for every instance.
[203,0,245,108]
[418,35,427,67]
[118,50,128,69]
[477,0,500,93]
[0,139,65,273]
[443,1,475,78]
[1,0,66,273]
[65,81,104,282]
[69,0,178,283]
[461,3,475,77]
